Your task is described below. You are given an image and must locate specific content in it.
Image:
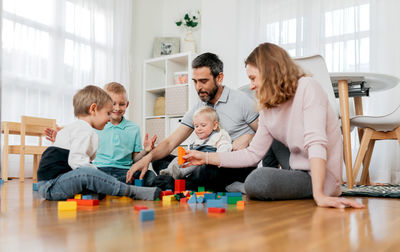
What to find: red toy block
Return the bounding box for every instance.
[159,190,174,200]
[175,179,185,193]
[134,205,148,211]
[208,207,226,213]
[177,146,186,165]
[180,198,188,204]
[67,199,99,206]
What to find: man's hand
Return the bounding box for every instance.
[126,155,152,183]
[143,133,157,153]
[232,133,254,151]
[44,125,62,142]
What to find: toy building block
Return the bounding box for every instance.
[32,183,38,191]
[237,201,245,207]
[82,195,93,200]
[227,196,242,205]
[58,201,77,211]
[174,192,185,201]
[208,207,226,213]
[177,146,187,165]
[134,205,148,211]
[220,196,228,204]
[206,199,223,208]
[196,196,204,203]
[203,193,216,202]
[0,179,4,184]
[174,179,185,193]
[226,192,242,197]
[134,179,143,187]
[187,195,197,204]
[160,190,174,200]
[180,198,188,204]
[67,199,99,206]
[139,209,155,222]
[198,186,205,192]
[74,194,82,199]
[163,195,176,203]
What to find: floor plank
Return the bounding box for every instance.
[1,179,399,251]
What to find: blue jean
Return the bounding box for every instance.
[98,166,156,186]
[38,167,130,201]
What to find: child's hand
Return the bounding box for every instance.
[182,150,206,168]
[44,124,62,142]
[314,195,364,209]
[143,133,157,153]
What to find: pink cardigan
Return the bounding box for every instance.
[219,77,342,196]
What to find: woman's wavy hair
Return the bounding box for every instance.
[245,43,305,109]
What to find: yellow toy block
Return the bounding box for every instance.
[74,194,82,199]
[58,201,77,211]
[162,195,176,203]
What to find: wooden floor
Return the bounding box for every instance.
[0,180,399,252]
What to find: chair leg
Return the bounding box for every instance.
[2,146,9,182]
[33,155,39,182]
[352,128,374,187]
[20,152,25,182]
[360,140,375,185]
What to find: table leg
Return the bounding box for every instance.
[338,80,353,188]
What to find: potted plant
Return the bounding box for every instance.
[176,11,200,53]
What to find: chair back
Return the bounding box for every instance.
[20,116,57,146]
[293,55,340,117]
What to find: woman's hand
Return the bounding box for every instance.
[143,133,157,153]
[314,195,364,209]
[182,150,206,168]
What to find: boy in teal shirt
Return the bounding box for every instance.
[46,82,156,185]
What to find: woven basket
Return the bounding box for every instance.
[153,96,165,116]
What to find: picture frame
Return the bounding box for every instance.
[153,37,180,58]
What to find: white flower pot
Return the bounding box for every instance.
[182,31,196,53]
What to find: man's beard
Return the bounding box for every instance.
[198,82,218,102]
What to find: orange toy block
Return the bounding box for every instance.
[177,146,187,165]
[134,205,148,211]
[236,201,245,207]
[67,199,99,206]
[180,198,188,204]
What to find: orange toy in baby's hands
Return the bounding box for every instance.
[177,146,187,165]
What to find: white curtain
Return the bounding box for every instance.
[1,0,132,177]
[237,0,400,184]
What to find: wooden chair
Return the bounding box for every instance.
[2,116,56,182]
[351,104,400,186]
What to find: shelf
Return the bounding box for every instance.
[146,87,166,94]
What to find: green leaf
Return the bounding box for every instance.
[184,13,189,20]
[176,21,182,26]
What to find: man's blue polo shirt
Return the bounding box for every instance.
[93,117,142,169]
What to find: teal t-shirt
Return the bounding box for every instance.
[93,117,142,169]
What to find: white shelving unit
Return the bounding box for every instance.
[142,52,197,147]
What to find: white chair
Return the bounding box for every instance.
[351,104,400,186]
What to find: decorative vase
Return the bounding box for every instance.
[182,31,196,53]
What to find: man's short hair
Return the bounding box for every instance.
[192,52,223,78]
[73,85,112,117]
[104,82,127,96]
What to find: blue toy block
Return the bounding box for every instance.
[217,192,225,197]
[187,195,197,204]
[206,199,223,208]
[220,196,228,204]
[140,209,155,222]
[134,179,143,187]
[32,183,38,191]
[0,179,4,184]
[82,195,92,200]
[203,193,216,202]
[226,192,242,197]
[196,196,204,203]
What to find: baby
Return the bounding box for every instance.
[160,107,232,178]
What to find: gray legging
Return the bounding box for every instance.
[244,140,313,200]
